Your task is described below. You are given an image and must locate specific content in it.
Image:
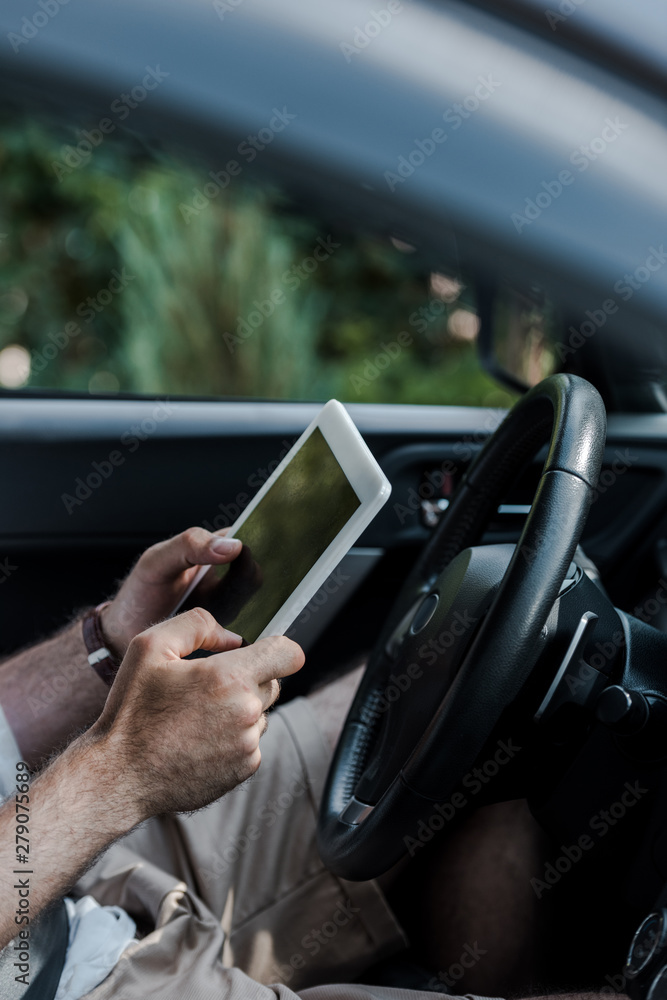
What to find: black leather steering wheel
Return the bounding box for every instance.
[317,374,607,880]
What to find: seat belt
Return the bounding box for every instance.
[0,900,69,1000]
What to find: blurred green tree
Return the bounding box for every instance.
[0,114,515,409]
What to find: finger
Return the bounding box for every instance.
[206,636,304,687]
[248,714,270,753]
[132,607,242,661]
[257,677,282,713]
[241,715,271,776]
[248,636,305,686]
[138,527,242,584]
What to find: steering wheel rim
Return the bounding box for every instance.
[317,373,607,880]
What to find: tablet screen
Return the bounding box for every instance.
[185,427,361,642]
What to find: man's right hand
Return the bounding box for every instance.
[90,608,305,821]
[0,609,304,950]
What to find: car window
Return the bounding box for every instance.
[0,113,517,408]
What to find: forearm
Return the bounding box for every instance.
[0,620,109,768]
[0,731,140,950]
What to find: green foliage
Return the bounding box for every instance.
[0,115,516,408]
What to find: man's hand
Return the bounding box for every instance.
[0,528,248,767]
[0,610,304,949]
[101,527,242,658]
[91,608,304,817]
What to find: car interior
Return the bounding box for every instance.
[1,0,667,996]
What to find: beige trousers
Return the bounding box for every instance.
[75,696,500,1000]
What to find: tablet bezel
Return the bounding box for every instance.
[175,399,391,640]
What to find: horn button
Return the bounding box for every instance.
[409,592,440,635]
[355,543,516,804]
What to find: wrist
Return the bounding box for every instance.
[97,602,126,660]
[82,603,122,686]
[66,726,146,833]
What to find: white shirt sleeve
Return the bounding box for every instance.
[56,897,137,1000]
[0,702,22,798]
[0,701,137,999]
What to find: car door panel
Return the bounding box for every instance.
[2,400,667,692]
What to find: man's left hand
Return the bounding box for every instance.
[101,527,242,657]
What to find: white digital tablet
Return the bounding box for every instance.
[175,400,391,643]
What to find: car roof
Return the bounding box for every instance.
[1,0,665,348]
[472,0,667,94]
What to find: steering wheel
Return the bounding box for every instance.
[317,373,606,880]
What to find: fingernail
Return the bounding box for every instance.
[225,629,243,642]
[211,537,241,554]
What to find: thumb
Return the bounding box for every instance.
[130,607,242,662]
[138,527,242,585]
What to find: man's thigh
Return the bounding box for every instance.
[76,676,405,990]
